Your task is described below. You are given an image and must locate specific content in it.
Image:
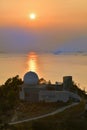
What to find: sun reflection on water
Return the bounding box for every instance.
[27,52,39,73]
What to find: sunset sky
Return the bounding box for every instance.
[0,0,87,53]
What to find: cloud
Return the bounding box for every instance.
[0,27,87,53]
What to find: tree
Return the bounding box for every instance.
[0,75,23,114]
[39,78,47,85]
[48,80,51,85]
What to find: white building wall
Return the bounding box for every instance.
[39,90,81,102]
[19,89,25,100]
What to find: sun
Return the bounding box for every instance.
[29,13,36,20]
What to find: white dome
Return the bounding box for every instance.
[24,71,39,85]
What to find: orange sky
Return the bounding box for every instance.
[0,0,87,28]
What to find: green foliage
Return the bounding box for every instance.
[31,102,87,130]
[73,82,87,99]
[0,122,16,130]
[39,78,47,84]
[0,75,23,120]
[13,102,87,130]
[32,120,87,130]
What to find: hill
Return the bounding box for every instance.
[13,101,87,130]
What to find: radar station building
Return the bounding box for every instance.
[19,71,81,102]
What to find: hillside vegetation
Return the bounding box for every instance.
[0,75,87,129]
[14,101,87,130]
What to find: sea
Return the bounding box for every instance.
[0,52,87,91]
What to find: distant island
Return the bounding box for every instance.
[53,50,87,55]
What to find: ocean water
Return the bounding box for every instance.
[0,52,87,91]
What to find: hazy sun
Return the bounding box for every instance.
[29,13,36,20]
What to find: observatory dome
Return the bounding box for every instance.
[24,71,39,85]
